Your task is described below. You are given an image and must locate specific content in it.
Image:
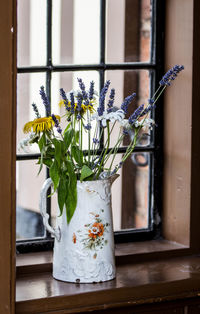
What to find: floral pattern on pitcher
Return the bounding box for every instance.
[75,210,110,258]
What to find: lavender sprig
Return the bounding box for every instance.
[84,123,91,131]
[121,93,136,114]
[107,88,115,113]
[159,64,184,86]
[32,103,41,118]
[77,93,82,111]
[70,92,75,114]
[60,88,69,111]
[140,106,152,117]
[93,138,99,145]
[39,86,51,117]
[89,81,95,101]
[97,80,111,116]
[140,99,156,117]
[128,104,144,125]
[77,78,89,102]
[76,92,83,120]
[123,129,129,135]
[51,114,62,134]
[148,98,154,105]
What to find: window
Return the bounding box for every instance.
[16,0,165,252]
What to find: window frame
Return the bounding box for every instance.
[16,0,165,253]
[1,0,199,312]
[0,0,16,312]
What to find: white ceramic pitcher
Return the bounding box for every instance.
[39,176,118,283]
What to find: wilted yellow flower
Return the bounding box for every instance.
[23,116,61,134]
[59,100,95,114]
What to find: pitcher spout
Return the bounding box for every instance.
[99,171,120,186]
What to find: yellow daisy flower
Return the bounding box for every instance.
[23,116,61,134]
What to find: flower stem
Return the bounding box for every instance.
[153,85,166,106]
[108,133,124,171]
[121,129,139,164]
[96,121,110,179]
[87,110,91,165]
[92,125,104,163]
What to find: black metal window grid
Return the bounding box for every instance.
[16,0,165,253]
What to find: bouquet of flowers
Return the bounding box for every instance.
[20,65,184,222]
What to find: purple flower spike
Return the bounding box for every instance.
[52,114,62,134]
[121,92,136,114]
[111,168,117,176]
[148,98,154,105]
[159,65,184,86]
[107,88,115,113]
[70,92,75,114]
[77,92,82,115]
[123,129,129,135]
[118,161,123,168]
[140,101,157,117]
[60,88,69,111]
[128,104,144,125]
[93,138,99,145]
[32,103,40,118]
[77,78,88,102]
[140,105,151,116]
[89,81,95,100]
[97,80,111,116]
[84,123,92,130]
[39,86,51,116]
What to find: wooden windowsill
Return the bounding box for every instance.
[16,239,188,275]
[16,239,198,313]
[16,251,200,314]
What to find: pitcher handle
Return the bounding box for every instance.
[39,178,61,242]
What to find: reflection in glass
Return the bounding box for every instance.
[111,153,150,231]
[52,0,100,65]
[106,0,151,63]
[16,160,45,240]
[17,0,47,66]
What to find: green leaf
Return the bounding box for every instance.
[37,157,53,168]
[64,129,74,150]
[60,140,67,156]
[46,146,55,156]
[65,160,77,223]
[38,133,46,152]
[65,185,77,223]
[50,159,60,191]
[80,165,93,182]
[65,160,77,189]
[63,122,71,134]
[71,145,83,166]
[29,134,39,144]
[57,173,68,216]
[37,159,43,176]
[52,139,62,167]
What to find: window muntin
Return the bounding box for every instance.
[16,0,163,251]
